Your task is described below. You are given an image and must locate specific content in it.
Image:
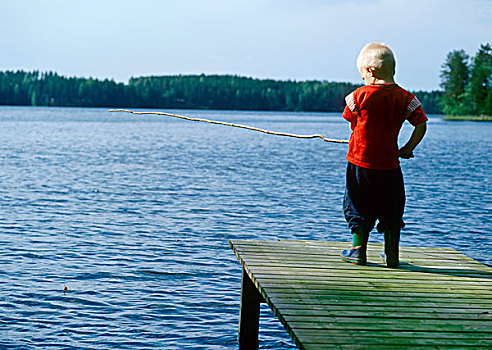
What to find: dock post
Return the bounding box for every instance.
[238,267,264,349]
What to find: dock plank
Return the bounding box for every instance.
[230,240,492,349]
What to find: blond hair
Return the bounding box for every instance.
[356,42,396,77]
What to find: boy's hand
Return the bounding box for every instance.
[399,151,414,159]
[399,146,414,159]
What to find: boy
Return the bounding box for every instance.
[340,42,427,268]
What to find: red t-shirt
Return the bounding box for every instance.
[343,84,428,170]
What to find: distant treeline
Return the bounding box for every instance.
[0,70,443,113]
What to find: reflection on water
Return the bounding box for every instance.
[0,107,490,349]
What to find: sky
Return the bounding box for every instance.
[1,0,490,91]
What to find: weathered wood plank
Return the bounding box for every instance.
[269,298,492,309]
[233,240,469,254]
[238,254,474,265]
[304,345,484,350]
[240,257,492,274]
[234,247,472,261]
[286,319,491,332]
[235,249,487,266]
[267,295,492,304]
[247,266,492,283]
[299,336,492,347]
[276,304,492,319]
[252,276,491,291]
[264,287,492,300]
[260,281,491,294]
[237,239,457,251]
[270,300,492,310]
[243,260,489,274]
[295,329,492,340]
[295,329,492,349]
[233,241,483,262]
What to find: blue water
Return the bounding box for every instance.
[0,106,490,349]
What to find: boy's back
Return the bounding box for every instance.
[343,84,427,170]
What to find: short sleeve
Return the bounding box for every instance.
[345,92,357,112]
[343,92,357,124]
[342,105,356,124]
[406,96,428,126]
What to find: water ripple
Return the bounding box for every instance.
[0,108,490,348]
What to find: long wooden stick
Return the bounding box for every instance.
[108,109,349,144]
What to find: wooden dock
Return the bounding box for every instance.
[229,239,492,349]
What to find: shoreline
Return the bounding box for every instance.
[443,115,492,122]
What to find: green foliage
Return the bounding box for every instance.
[467,43,492,116]
[440,50,470,115]
[126,75,361,111]
[0,71,131,107]
[0,70,442,113]
[412,90,443,114]
[440,44,492,116]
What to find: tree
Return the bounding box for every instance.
[440,50,469,115]
[440,44,492,116]
[466,43,492,115]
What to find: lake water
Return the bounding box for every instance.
[0,106,490,349]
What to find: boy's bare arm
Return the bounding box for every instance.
[399,122,427,159]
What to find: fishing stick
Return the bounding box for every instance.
[108,109,349,144]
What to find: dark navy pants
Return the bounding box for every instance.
[343,162,405,233]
